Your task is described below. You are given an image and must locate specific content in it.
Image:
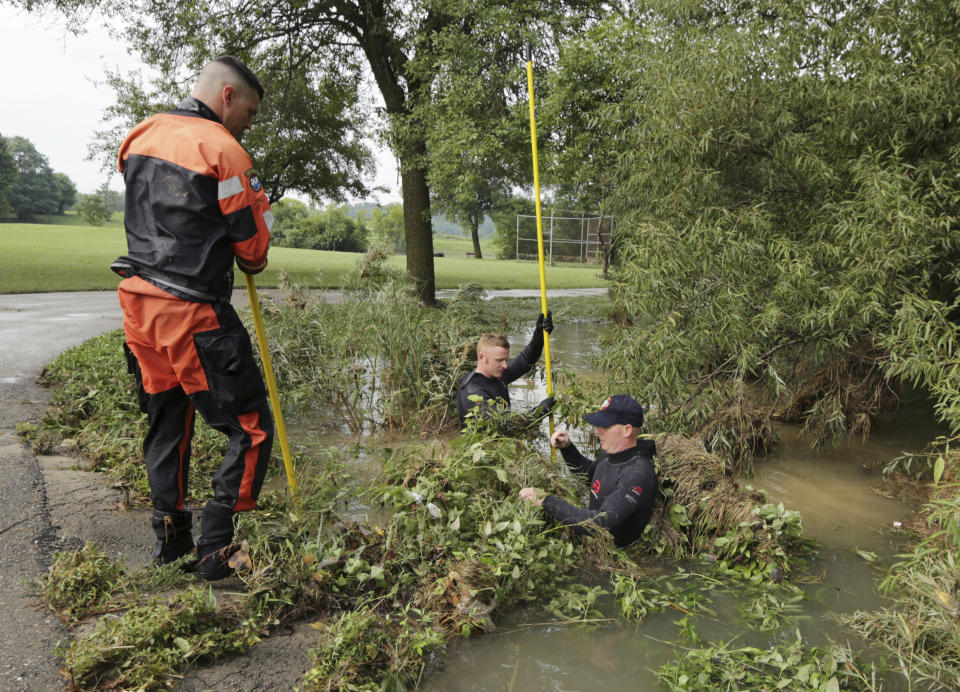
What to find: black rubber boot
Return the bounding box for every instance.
[151,509,194,565]
[195,502,236,581]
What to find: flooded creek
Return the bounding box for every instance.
[285,320,939,690]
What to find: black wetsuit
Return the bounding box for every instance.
[541,439,658,548]
[456,329,544,428]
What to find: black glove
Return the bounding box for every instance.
[536,312,554,334]
[537,396,555,414]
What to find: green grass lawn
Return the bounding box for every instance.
[0,220,606,293]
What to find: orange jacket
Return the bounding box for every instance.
[113,97,272,302]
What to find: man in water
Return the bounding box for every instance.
[456,313,555,429]
[519,394,658,548]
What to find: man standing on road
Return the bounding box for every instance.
[519,395,658,548]
[456,314,555,430]
[112,56,274,580]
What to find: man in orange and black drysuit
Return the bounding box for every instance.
[112,56,274,580]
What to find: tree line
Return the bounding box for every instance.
[0,134,76,221]
[0,133,126,225]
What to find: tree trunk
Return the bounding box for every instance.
[470,215,483,259]
[359,10,437,306]
[400,136,436,306]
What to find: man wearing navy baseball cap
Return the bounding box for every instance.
[520,394,658,548]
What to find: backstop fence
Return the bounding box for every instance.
[515,208,613,264]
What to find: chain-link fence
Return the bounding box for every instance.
[515,209,613,264]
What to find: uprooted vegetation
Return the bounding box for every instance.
[39,429,839,690]
[27,279,878,690]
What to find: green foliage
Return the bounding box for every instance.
[425,25,530,261]
[89,44,373,206]
[737,585,806,633]
[306,607,444,691]
[545,583,608,621]
[59,586,251,691]
[38,543,126,623]
[273,201,368,252]
[7,135,59,220]
[53,172,76,214]
[75,193,112,226]
[260,274,500,432]
[843,472,960,690]
[96,183,124,213]
[655,630,876,692]
[358,202,405,253]
[612,570,711,622]
[0,133,14,218]
[710,502,812,584]
[567,0,960,462]
[489,193,534,260]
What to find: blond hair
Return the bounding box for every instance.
[477,333,509,351]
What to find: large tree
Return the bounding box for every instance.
[18,0,607,304]
[424,26,533,260]
[7,136,59,220]
[53,172,77,214]
[570,1,960,459]
[0,135,14,218]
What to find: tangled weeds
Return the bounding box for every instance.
[38,426,823,690]
[840,440,960,690]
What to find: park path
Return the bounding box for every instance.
[0,286,605,690]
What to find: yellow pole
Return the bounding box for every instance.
[525,44,556,456]
[244,273,299,501]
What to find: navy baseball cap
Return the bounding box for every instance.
[583,394,644,428]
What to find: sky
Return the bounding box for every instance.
[0,5,399,200]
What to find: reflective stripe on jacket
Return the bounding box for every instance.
[113,97,272,302]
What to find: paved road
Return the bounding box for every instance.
[0,292,124,691]
[0,285,606,689]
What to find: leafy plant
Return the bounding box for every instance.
[59,586,252,691]
[38,542,126,623]
[655,630,877,691]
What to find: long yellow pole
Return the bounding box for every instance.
[244,273,299,501]
[525,44,555,456]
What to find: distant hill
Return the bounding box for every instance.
[343,202,494,237]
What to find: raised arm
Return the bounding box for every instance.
[501,312,552,383]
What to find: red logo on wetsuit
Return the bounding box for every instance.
[632,485,643,495]
[591,479,601,496]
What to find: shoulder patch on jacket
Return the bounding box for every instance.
[244,168,262,192]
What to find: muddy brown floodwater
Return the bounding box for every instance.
[288,322,939,691]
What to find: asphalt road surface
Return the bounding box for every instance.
[0,291,125,690]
